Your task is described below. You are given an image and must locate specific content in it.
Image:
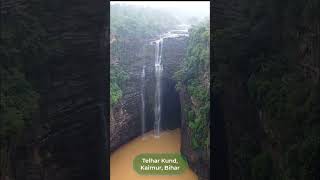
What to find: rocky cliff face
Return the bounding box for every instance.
[110,40,156,152]
[180,87,210,180]
[213,1,263,179]
[110,36,190,151]
[38,1,108,180]
[161,37,188,130]
[5,1,109,180]
[214,0,320,179]
[110,34,211,179]
[162,36,210,180]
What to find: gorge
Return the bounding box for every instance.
[2,1,320,180]
[1,1,210,178]
[110,4,210,179]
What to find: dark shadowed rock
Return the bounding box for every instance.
[1,0,108,180]
[35,1,108,180]
[161,37,188,130]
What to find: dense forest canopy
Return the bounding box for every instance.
[110,4,179,39]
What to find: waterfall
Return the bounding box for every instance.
[154,38,163,138]
[141,65,146,135]
[151,28,188,138]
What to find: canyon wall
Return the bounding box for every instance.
[214,0,320,179]
[38,1,108,180]
[161,36,210,180]
[110,39,156,152]
[1,1,108,180]
[110,36,187,151]
[213,1,265,179]
[161,37,187,130]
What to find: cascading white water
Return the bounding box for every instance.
[154,38,163,138]
[151,26,189,138]
[141,65,146,135]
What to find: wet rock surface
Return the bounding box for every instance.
[161,37,188,130]
[160,36,210,180]
[162,36,210,180]
[110,36,187,150]
[110,40,156,152]
[110,33,210,180]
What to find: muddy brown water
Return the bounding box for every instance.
[110,128,198,180]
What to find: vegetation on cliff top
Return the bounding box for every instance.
[110,4,179,106]
[111,4,179,39]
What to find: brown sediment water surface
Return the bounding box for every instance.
[110,128,198,180]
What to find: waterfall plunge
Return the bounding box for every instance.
[141,65,146,135]
[154,38,163,138]
[151,28,188,138]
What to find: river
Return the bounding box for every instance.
[110,129,198,180]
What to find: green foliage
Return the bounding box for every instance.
[110,4,179,106]
[175,21,209,82]
[246,24,320,180]
[109,69,124,107]
[214,0,320,179]
[111,4,179,39]
[110,82,122,107]
[251,152,273,180]
[0,108,24,140]
[0,68,39,142]
[0,0,46,144]
[110,64,128,107]
[186,81,209,149]
[175,20,210,151]
[284,129,320,180]
[187,80,209,103]
[299,132,320,179]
